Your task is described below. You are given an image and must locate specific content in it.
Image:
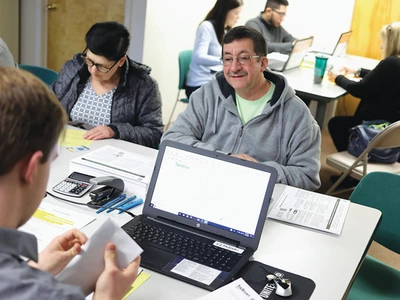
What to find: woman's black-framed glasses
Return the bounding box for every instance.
[80,50,118,73]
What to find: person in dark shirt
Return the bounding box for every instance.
[328,22,400,152]
[245,0,296,54]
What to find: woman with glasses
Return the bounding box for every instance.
[328,22,400,154]
[185,0,243,98]
[51,21,163,149]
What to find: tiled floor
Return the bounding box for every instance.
[319,128,400,270]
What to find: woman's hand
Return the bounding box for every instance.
[83,125,116,140]
[29,229,87,276]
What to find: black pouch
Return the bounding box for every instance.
[235,261,316,299]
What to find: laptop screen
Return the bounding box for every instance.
[332,31,352,57]
[144,141,277,248]
[285,36,314,70]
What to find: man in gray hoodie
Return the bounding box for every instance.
[162,26,321,191]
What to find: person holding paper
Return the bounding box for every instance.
[185,0,244,98]
[163,26,321,191]
[245,0,296,54]
[0,67,140,299]
[52,21,163,149]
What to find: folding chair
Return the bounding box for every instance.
[346,172,400,300]
[326,120,400,195]
[166,50,192,130]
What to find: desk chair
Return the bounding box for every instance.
[18,64,59,86]
[166,50,192,130]
[326,120,400,195]
[346,172,400,300]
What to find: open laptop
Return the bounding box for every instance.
[122,140,277,291]
[308,31,352,57]
[268,36,314,72]
[331,31,352,57]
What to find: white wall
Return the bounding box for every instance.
[142,0,355,125]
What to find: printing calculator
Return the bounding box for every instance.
[52,172,95,197]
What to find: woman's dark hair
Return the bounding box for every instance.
[85,21,130,61]
[204,0,243,45]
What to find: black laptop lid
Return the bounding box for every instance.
[143,140,277,250]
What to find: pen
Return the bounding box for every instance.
[118,198,143,214]
[106,195,137,213]
[96,194,126,214]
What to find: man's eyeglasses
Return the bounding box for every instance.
[81,53,118,73]
[272,8,286,18]
[220,55,262,66]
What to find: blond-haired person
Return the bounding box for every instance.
[328,22,400,153]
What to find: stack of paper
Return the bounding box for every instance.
[268,186,350,235]
[70,145,155,197]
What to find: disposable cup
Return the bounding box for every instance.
[314,56,329,84]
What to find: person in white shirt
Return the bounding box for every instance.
[0,37,16,67]
[185,0,243,98]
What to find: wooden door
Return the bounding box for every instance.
[47,0,125,72]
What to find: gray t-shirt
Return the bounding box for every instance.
[0,227,85,299]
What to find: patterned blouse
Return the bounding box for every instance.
[70,79,117,126]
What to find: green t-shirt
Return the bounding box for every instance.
[236,81,275,125]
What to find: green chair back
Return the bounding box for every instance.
[19,64,59,86]
[349,171,400,254]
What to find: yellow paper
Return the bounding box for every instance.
[122,271,151,299]
[59,129,93,147]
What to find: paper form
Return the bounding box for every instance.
[57,218,143,296]
[268,186,350,235]
[122,270,152,300]
[196,277,263,300]
[59,129,93,148]
[19,201,96,252]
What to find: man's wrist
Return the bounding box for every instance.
[355,67,361,77]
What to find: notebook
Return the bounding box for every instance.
[267,36,314,72]
[122,140,277,291]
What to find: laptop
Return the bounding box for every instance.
[267,36,314,72]
[331,31,352,57]
[308,31,352,57]
[122,140,277,291]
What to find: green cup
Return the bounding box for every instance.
[314,56,329,84]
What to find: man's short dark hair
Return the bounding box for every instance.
[85,21,130,61]
[265,0,289,10]
[0,67,67,176]
[223,26,268,56]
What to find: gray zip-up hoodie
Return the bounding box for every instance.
[162,71,321,190]
[51,54,163,149]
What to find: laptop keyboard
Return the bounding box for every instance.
[124,221,243,272]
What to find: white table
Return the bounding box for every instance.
[46,134,381,300]
[279,54,380,127]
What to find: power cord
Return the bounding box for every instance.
[45,191,136,218]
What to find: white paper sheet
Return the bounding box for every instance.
[19,201,96,252]
[56,218,143,295]
[171,259,221,285]
[196,278,263,300]
[268,186,350,235]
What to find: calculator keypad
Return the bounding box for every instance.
[53,178,91,196]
